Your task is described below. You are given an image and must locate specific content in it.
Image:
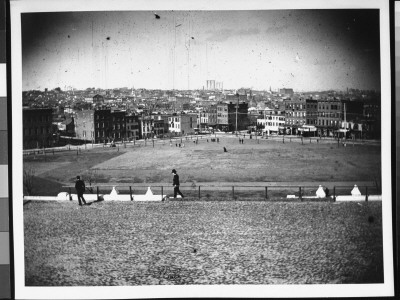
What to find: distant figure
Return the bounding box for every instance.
[176,143,178,147]
[75,176,87,206]
[171,169,184,198]
[325,187,330,197]
[241,139,244,144]
[217,138,219,143]
[179,143,181,147]
[223,147,227,152]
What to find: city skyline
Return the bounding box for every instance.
[22,10,381,92]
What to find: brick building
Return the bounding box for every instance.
[306,99,318,126]
[126,114,141,140]
[316,98,342,137]
[217,101,249,132]
[284,97,306,134]
[23,107,54,149]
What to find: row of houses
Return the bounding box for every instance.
[22,97,380,149]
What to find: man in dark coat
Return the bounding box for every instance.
[172,169,184,198]
[75,176,87,206]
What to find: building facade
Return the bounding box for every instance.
[168,114,197,135]
[316,99,342,137]
[126,114,141,140]
[217,101,249,132]
[284,97,306,134]
[75,110,95,142]
[257,109,285,134]
[23,107,54,149]
[306,99,318,126]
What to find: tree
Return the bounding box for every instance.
[84,170,97,193]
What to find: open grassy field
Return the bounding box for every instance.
[23,136,381,196]
[24,200,383,285]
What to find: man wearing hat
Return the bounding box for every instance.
[75,175,87,206]
[171,169,184,199]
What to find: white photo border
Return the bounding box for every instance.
[11,0,394,298]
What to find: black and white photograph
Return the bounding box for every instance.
[11,0,394,298]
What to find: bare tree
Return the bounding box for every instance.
[85,170,97,193]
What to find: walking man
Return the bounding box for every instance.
[171,169,184,198]
[75,176,87,206]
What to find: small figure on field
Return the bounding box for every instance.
[75,176,87,206]
[172,169,184,198]
[223,147,227,152]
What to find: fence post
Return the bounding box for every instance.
[366,186,368,202]
[198,186,201,200]
[97,186,99,201]
[299,187,302,201]
[333,186,336,202]
[232,186,235,199]
[69,187,72,200]
[129,186,133,201]
[265,186,268,199]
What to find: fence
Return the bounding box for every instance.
[61,183,380,202]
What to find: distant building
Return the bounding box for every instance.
[217,101,249,132]
[126,114,140,140]
[141,118,154,139]
[316,99,342,137]
[75,108,128,143]
[363,101,381,139]
[198,104,218,130]
[108,110,126,141]
[257,109,285,134]
[75,110,95,142]
[23,107,54,149]
[93,94,104,105]
[93,108,110,143]
[284,97,307,134]
[279,88,294,95]
[306,98,318,126]
[168,114,197,135]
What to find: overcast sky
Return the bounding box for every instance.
[21,9,380,92]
